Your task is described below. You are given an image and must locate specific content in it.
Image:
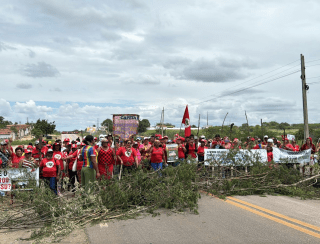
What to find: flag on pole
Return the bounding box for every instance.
[182,105,191,137]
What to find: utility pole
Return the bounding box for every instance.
[97,118,99,131]
[261,119,263,139]
[300,54,309,141]
[245,111,250,136]
[207,111,208,127]
[161,107,164,137]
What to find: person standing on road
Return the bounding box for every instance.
[40,149,60,195]
[97,139,116,179]
[117,140,137,174]
[149,140,166,171]
[79,135,100,191]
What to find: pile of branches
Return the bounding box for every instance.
[0,163,199,241]
[1,150,320,241]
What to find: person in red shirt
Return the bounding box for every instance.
[64,144,80,190]
[160,137,168,164]
[117,140,138,174]
[176,137,186,161]
[40,149,60,194]
[32,141,47,165]
[291,139,300,152]
[197,140,207,162]
[281,138,294,151]
[301,137,316,175]
[149,140,166,171]
[267,146,274,169]
[301,137,316,154]
[97,139,116,179]
[10,147,25,168]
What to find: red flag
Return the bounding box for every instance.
[182,105,191,137]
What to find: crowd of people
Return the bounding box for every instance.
[0,133,319,195]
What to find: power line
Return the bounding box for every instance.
[196,70,300,104]
[196,59,300,103]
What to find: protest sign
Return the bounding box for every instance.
[273,148,311,164]
[287,134,295,141]
[113,114,139,140]
[204,149,267,166]
[0,168,39,191]
[166,144,178,162]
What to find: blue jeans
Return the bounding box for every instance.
[44,177,57,195]
[151,162,163,171]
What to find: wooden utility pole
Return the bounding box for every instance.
[245,111,250,136]
[221,112,228,135]
[197,114,200,136]
[161,107,164,137]
[207,111,208,126]
[261,119,263,139]
[300,54,309,141]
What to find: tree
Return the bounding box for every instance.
[191,125,197,128]
[0,116,12,129]
[101,119,113,132]
[138,119,150,133]
[31,119,56,137]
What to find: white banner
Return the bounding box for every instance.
[204,148,311,166]
[273,148,311,164]
[204,149,267,166]
[0,168,39,192]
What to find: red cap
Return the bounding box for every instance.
[175,134,179,137]
[27,145,33,149]
[163,136,168,139]
[24,149,32,154]
[94,137,97,140]
[64,138,70,142]
[233,138,239,142]
[54,142,60,146]
[4,139,8,143]
[71,144,77,149]
[250,138,255,141]
[47,144,52,147]
[18,145,23,148]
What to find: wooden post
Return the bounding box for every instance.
[221,112,228,135]
[161,107,164,137]
[245,111,250,136]
[261,119,263,139]
[300,54,309,141]
[197,114,200,136]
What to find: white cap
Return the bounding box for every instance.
[47,149,53,153]
[201,135,205,138]
[267,139,273,143]
[264,135,268,138]
[35,140,39,145]
[77,142,81,146]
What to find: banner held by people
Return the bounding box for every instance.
[113,114,140,140]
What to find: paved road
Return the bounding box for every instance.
[61,134,80,142]
[86,194,320,244]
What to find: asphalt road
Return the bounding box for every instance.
[61,133,80,142]
[86,194,320,244]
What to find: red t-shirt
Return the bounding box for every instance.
[150,147,163,163]
[32,147,47,162]
[53,151,64,170]
[292,145,300,152]
[197,146,207,156]
[11,153,25,168]
[267,152,273,162]
[117,147,137,166]
[178,145,185,159]
[40,158,59,177]
[188,143,197,158]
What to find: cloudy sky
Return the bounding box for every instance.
[1,0,320,131]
